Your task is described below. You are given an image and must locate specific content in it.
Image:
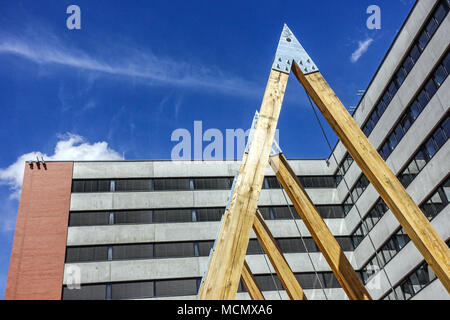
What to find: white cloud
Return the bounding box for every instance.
[0,134,122,199]
[0,30,260,97]
[351,38,374,63]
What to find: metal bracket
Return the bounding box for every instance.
[270,139,283,156]
[272,24,318,75]
[226,172,238,210]
[244,110,259,153]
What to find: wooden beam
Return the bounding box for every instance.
[198,69,289,299]
[292,66,450,292]
[241,260,265,300]
[269,153,371,300]
[253,209,307,300]
[198,153,249,299]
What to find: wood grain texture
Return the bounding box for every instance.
[199,69,289,299]
[241,260,265,300]
[253,209,307,300]
[270,153,370,300]
[292,66,450,292]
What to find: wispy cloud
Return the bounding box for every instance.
[0,29,260,97]
[351,38,374,63]
[0,133,122,199]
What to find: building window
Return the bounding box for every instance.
[359,1,449,138]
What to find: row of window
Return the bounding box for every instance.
[62,271,342,300]
[264,176,338,189]
[379,52,450,160]
[342,175,370,215]
[361,197,449,286]
[351,117,449,247]
[383,261,437,300]
[343,114,449,217]
[68,205,346,227]
[353,175,449,250]
[334,0,450,185]
[65,236,355,263]
[382,238,450,300]
[360,228,411,284]
[361,0,449,138]
[398,116,450,187]
[72,175,338,193]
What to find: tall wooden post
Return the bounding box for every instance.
[290,50,450,292]
[198,69,289,299]
[241,260,265,300]
[253,209,307,300]
[270,153,371,300]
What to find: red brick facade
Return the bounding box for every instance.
[5,162,73,300]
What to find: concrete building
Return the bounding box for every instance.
[5,0,450,300]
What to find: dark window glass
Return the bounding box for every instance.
[153,178,190,191]
[425,16,439,38]
[382,91,392,106]
[298,176,337,188]
[388,81,398,98]
[114,210,153,224]
[197,241,214,256]
[265,176,281,189]
[424,78,438,99]
[295,273,328,289]
[417,31,429,51]
[389,132,399,150]
[66,246,108,263]
[376,101,387,116]
[401,113,412,132]
[444,52,450,74]
[154,242,195,258]
[417,90,429,110]
[410,101,421,120]
[111,281,154,300]
[196,208,224,222]
[433,127,446,149]
[255,274,283,291]
[442,117,450,139]
[414,150,427,170]
[425,137,438,158]
[112,244,154,260]
[153,209,192,223]
[316,205,345,219]
[271,206,293,219]
[72,180,85,193]
[396,68,407,86]
[154,278,198,297]
[409,44,420,63]
[246,239,263,254]
[69,211,110,226]
[193,178,231,190]
[434,3,447,24]
[115,179,152,192]
[402,56,414,74]
[72,180,111,193]
[433,65,447,86]
[63,284,106,300]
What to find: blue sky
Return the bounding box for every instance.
[0,0,414,298]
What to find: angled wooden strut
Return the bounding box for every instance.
[270,153,371,300]
[252,209,307,300]
[283,28,450,291]
[241,260,265,300]
[198,69,289,299]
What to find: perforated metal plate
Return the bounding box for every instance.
[272,24,318,75]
